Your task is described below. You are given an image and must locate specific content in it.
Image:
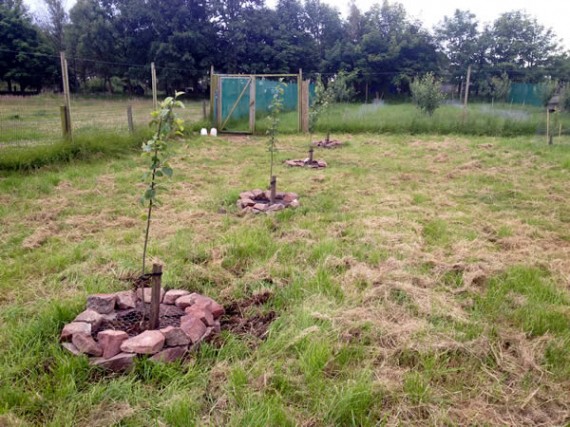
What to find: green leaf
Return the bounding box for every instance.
[144,188,156,200]
[162,166,173,177]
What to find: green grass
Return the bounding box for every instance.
[248,102,570,137]
[0,130,148,170]
[1,132,570,425]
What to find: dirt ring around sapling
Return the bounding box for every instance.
[284,158,327,169]
[312,139,343,149]
[237,188,300,214]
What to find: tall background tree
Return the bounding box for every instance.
[1,0,568,96]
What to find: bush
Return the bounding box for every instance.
[410,73,445,116]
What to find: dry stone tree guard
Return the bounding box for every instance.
[140,92,185,285]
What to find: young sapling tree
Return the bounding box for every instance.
[410,73,445,116]
[267,82,285,203]
[140,92,185,276]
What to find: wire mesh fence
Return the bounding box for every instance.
[0,53,208,147]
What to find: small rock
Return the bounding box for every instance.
[159,304,185,317]
[74,309,104,329]
[136,287,165,304]
[179,293,225,319]
[87,294,117,314]
[115,291,136,309]
[90,352,136,372]
[175,294,195,309]
[185,305,214,326]
[251,189,264,198]
[180,315,207,343]
[163,289,190,305]
[253,203,267,211]
[275,192,285,199]
[72,333,103,356]
[61,342,82,356]
[60,322,92,341]
[241,198,256,207]
[283,193,298,203]
[160,326,191,346]
[97,330,129,359]
[120,330,165,354]
[267,203,285,212]
[150,346,187,363]
[239,191,254,199]
[317,160,327,167]
[289,199,300,208]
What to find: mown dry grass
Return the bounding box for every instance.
[1,132,570,425]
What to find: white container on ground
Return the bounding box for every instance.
[210,128,217,137]
[200,128,208,136]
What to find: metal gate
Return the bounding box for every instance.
[210,70,308,134]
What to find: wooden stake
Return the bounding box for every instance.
[308,147,314,163]
[547,108,550,145]
[301,80,310,133]
[298,69,302,132]
[149,263,162,330]
[462,65,471,124]
[60,105,71,139]
[60,52,72,141]
[151,62,158,110]
[210,65,214,121]
[270,176,276,204]
[202,100,207,121]
[127,105,134,133]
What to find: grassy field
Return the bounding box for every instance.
[1,132,570,426]
[0,95,206,147]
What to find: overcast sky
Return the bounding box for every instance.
[26,0,570,50]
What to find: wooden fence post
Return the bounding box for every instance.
[60,105,71,140]
[127,105,134,133]
[60,52,72,141]
[301,80,310,133]
[151,62,158,111]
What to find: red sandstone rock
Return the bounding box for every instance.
[180,293,224,319]
[283,192,298,203]
[87,294,117,314]
[159,304,185,317]
[163,289,190,305]
[289,199,300,208]
[160,326,191,346]
[267,203,285,212]
[185,305,214,326]
[74,309,104,329]
[251,189,264,198]
[120,330,165,354]
[239,191,254,199]
[61,342,82,356]
[150,346,187,363]
[60,322,92,341]
[253,203,266,211]
[115,291,136,309]
[90,352,136,372]
[180,315,207,343]
[174,294,194,309]
[97,330,129,359]
[136,287,165,304]
[72,333,103,356]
